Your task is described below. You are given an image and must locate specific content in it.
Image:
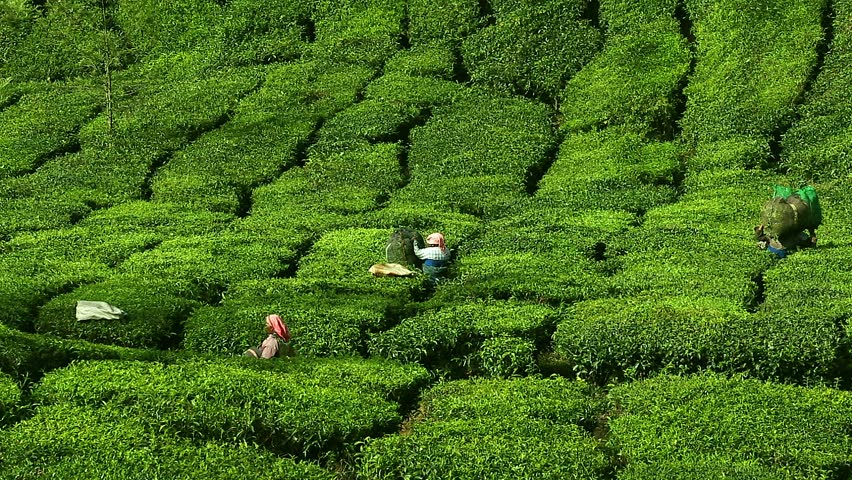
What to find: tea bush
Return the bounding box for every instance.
[445,206,630,302]
[34,360,402,458]
[0,0,34,71]
[2,0,129,81]
[644,168,782,235]
[364,72,471,106]
[687,136,771,171]
[183,279,409,357]
[555,295,742,382]
[356,206,482,243]
[609,374,852,478]
[219,0,311,66]
[0,404,336,480]
[383,42,457,79]
[477,336,538,377]
[782,0,852,180]
[0,372,19,423]
[762,247,852,313]
[560,20,690,133]
[0,82,101,178]
[369,301,556,375]
[0,197,91,236]
[113,0,224,58]
[599,0,680,34]
[297,228,424,294]
[35,276,202,348]
[394,95,555,218]
[152,61,373,213]
[680,0,825,144]
[4,67,261,206]
[408,0,480,47]
[309,0,404,69]
[536,128,681,212]
[461,0,601,101]
[0,253,112,330]
[0,322,180,380]
[359,377,609,479]
[228,355,431,406]
[554,294,840,383]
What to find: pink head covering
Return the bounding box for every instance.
[426,232,446,251]
[265,314,291,342]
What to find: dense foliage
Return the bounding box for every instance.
[1,0,850,477]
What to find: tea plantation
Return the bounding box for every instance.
[1,0,851,478]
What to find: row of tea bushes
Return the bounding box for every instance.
[0,81,102,178]
[461,0,602,102]
[437,206,632,303]
[218,0,312,66]
[391,94,555,219]
[553,294,841,384]
[150,60,374,214]
[382,42,457,79]
[560,0,691,134]
[309,0,405,70]
[0,404,335,480]
[0,61,263,213]
[782,0,852,181]
[1,0,130,82]
[31,359,416,458]
[182,277,414,357]
[610,168,776,305]
[359,377,609,479]
[0,322,182,381]
[407,0,481,48]
[680,0,826,145]
[536,127,681,212]
[610,374,852,478]
[0,201,235,332]
[369,301,556,377]
[32,231,300,348]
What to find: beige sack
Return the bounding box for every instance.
[369,263,416,277]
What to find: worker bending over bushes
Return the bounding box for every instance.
[755,185,822,259]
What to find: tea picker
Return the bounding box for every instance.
[754,185,822,258]
[244,314,293,359]
[413,232,452,286]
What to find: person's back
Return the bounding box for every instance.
[414,232,451,286]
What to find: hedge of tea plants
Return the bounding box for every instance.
[3,0,852,477]
[369,301,556,376]
[609,374,852,478]
[679,0,826,145]
[32,359,417,458]
[461,0,602,102]
[782,0,852,181]
[0,404,336,480]
[560,0,691,134]
[359,377,610,479]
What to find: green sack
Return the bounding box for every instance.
[762,185,822,238]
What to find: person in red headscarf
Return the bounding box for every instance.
[244,314,293,359]
[413,232,451,286]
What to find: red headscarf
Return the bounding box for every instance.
[265,314,291,342]
[426,232,446,252]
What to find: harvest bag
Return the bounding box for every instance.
[75,301,127,321]
[385,228,425,268]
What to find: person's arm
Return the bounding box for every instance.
[413,242,430,260]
